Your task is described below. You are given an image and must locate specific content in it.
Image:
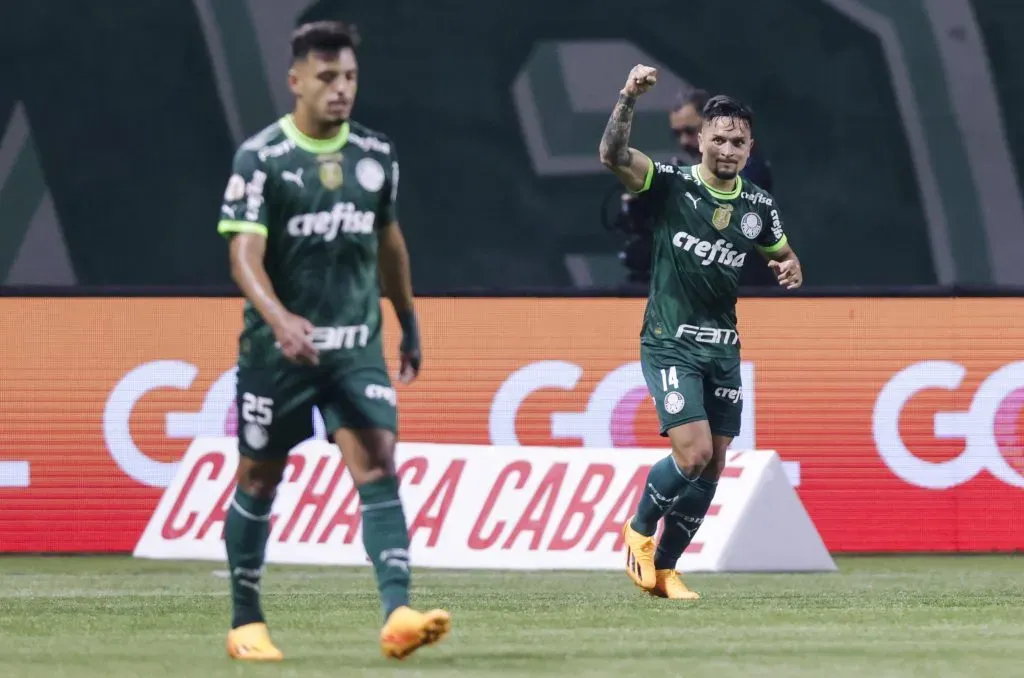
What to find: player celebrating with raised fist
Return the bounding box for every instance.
[599,65,803,599]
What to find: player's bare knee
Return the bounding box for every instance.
[334,428,397,486]
[236,459,285,499]
[349,448,397,486]
[351,465,393,487]
[666,421,714,475]
[670,436,713,476]
[701,436,731,481]
[702,449,727,481]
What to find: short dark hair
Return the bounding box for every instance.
[672,88,710,114]
[291,21,359,61]
[701,94,754,133]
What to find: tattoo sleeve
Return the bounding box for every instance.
[599,92,637,166]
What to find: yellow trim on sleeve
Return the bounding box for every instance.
[218,220,268,237]
[630,156,655,194]
[757,234,788,254]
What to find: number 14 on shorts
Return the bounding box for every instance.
[660,367,680,391]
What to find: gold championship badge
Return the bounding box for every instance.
[711,203,733,231]
[318,153,343,190]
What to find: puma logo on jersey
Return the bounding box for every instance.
[282,168,304,187]
[672,231,747,268]
[287,202,375,241]
[685,192,701,209]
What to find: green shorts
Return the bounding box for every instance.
[234,361,397,460]
[639,343,744,438]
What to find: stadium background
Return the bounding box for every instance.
[2,0,1024,557]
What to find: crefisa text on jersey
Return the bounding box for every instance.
[671,232,747,268]
[740,190,772,207]
[287,202,376,241]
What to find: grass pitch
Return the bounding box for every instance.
[0,555,1021,677]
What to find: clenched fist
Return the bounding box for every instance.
[622,64,657,97]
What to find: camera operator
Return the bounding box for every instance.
[611,88,776,287]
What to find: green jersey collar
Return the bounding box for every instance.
[694,164,743,201]
[279,115,350,154]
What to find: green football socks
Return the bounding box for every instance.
[630,454,697,536]
[655,477,718,570]
[358,475,412,620]
[225,486,273,628]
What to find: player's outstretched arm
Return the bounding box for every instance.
[599,64,658,193]
[228,233,319,365]
[378,222,421,384]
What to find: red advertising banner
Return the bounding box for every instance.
[1,297,1023,553]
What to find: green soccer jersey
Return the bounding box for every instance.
[636,159,789,357]
[218,115,399,367]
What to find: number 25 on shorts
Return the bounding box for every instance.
[242,392,274,425]
[660,367,680,391]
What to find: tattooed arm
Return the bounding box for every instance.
[599,65,658,192]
